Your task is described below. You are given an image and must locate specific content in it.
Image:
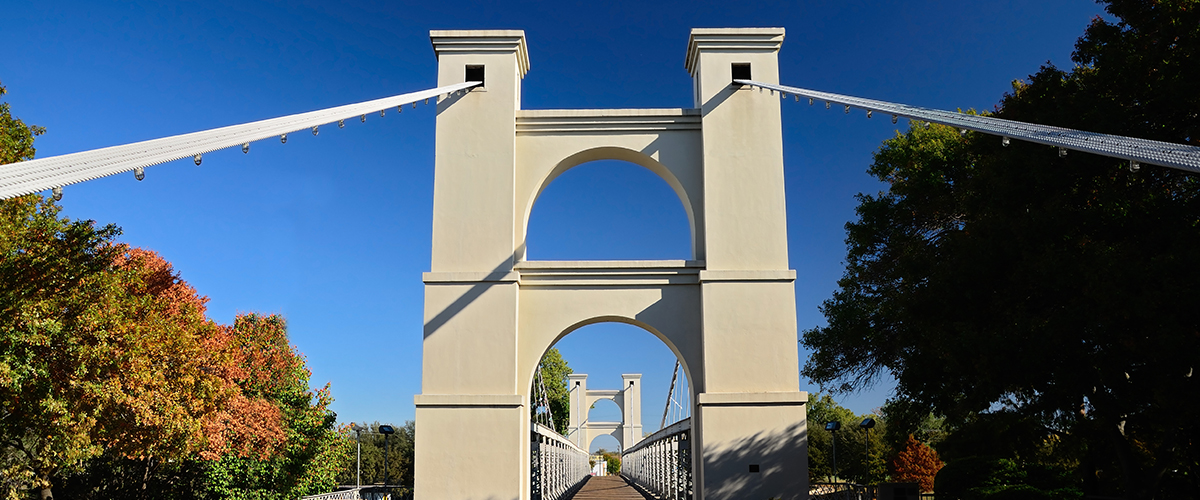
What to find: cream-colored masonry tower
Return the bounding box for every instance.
[565,373,643,452]
[415,29,808,500]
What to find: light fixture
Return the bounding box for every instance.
[52,186,62,201]
[380,425,396,486]
[380,109,385,117]
[960,129,968,136]
[242,142,250,153]
[795,95,800,102]
[134,167,145,181]
[1002,136,1011,147]
[844,105,850,114]
[826,421,841,483]
[398,105,402,113]
[338,120,345,129]
[412,102,417,109]
[361,114,366,123]
[194,154,202,166]
[860,418,876,470]
[825,101,831,109]
[1058,147,1068,158]
[1129,160,1140,172]
[892,115,898,124]
[866,110,873,118]
[424,98,429,105]
[312,126,319,136]
[280,134,287,144]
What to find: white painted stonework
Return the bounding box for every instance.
[565,374,643,452]
[415,28,809,500]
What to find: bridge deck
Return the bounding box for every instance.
[568,475,653,500]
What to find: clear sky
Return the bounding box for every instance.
[1,0,1107,451]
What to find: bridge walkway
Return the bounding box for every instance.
[567,475,654,500]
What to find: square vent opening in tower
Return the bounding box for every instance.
[466,65,485,87]
[731,63,752,83]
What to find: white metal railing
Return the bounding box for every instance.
[530,422,589,500]
[0,81,481,200]
[737,79,1200,175]
[299,486,411,500]
[622,417,691,500]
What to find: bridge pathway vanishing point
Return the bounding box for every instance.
[567,476,652,500]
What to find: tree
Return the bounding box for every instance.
[806,393,889,485]
[532,348,573,435]
[802,1,1200,498]
[1,197,234,499]
[196,314,350,500]
[891,435,943,492]
[336,421,415,490]
[0,81,44,165]
[1,82,347,498]
[594,449,621,475]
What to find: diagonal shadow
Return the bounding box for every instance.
[423,242,525,339]
[700,83,742,115]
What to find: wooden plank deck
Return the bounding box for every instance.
[568,475,654,500]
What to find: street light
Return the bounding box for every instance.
[825,421,842,483]
[379,425,396,487]
[350,423,364,488]
[860,418,876,482]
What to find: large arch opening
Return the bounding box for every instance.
[528,320,694,444]
[525,159,692,261]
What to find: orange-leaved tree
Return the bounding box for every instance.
[0,196,235,499]
[891,434,944,492]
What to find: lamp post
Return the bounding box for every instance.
[860,418,876,482]
[350,423,364,488]
[379,425,395,487]
[825,421,841,483]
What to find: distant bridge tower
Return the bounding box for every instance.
[414,28,808,500]
[565,373,643,452]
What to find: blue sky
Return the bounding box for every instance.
[1,0,1107,450]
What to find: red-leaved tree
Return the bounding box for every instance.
[891,434,944,492]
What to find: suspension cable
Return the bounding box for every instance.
[736,79,1200,175]
[0,81,482,200]
[660,360,679,430]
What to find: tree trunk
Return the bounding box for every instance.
[39,485,53,500]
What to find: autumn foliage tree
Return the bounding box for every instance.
[891,435,943,492]
[2,78,347,499]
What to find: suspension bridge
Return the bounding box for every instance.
[3,28,1197,500]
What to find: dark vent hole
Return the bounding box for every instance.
[466,65,485,86]
[748,464,760,473]
[732,63,752,83]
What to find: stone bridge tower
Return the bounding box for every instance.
[414,28,808,500]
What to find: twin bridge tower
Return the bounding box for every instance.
[416,28,808,500]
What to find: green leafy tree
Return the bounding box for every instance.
[802,1,1200,498]
[336,421,415,490]
[594,449,621,475]
[0,81,44,165]
[532,348,573,435]
[806,394,889,485]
